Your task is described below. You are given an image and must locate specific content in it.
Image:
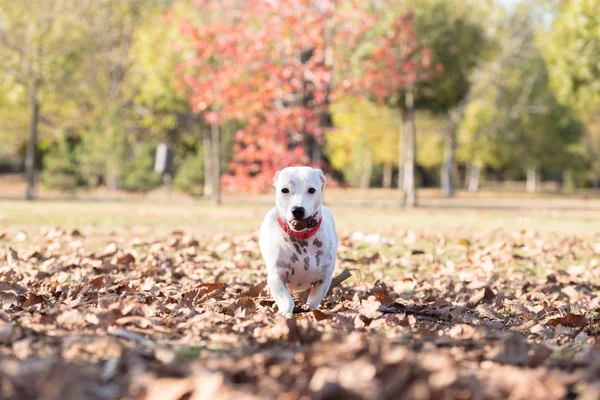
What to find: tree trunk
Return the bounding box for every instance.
[402,86,417,208]
[383,161,393,189]
[464,163,472,188]
[210,120,222,204]
[441,112,458,197]
[203,124,213,198]
[526,166,541,193]
[311,138,322,166]
[468,163,481,193]
[397,123,404,192]
[25,79,40,200]
[360,151,373,190]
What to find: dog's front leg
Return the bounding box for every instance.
[267,273,295,315]
[306,274,332,310]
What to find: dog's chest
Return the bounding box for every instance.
[275,234,333,292]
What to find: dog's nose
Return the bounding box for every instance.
[291,206,305,219]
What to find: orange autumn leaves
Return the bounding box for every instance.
[176,1,440,192]
[1,226,600,398]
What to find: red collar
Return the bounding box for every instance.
[277,215,322,240]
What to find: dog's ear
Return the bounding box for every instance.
[273,170,281,187]
[316,169,326,191]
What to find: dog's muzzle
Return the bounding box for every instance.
[289,214,320,231]
[277,211,322,240]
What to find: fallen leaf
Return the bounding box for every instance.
[7,247,20,268]
[0,290,19,310]
[546,313,589,328]
[467,286,496,308]
[528,345,553,368]
[23,293,46,308]
[457,239,470,248]
[102,242,118,257]
[311,309,334,321]
[371,280,395,306]
[228,296,256,316]
[88,275,106,288]
[360,297,383,320]
[115,253,136,266]
[244,282,265,298]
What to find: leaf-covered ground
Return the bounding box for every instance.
[1,226,600,399]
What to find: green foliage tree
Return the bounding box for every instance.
[173,145,204,196]
[120,142,162,193]
[41,134,86,192]
[0,0,90,199]
[77,120,127,188]
[73,0,193,191]
[128,1,193,140]
[456,88,504,191]
[545,0,600,186]
[412,0,495,196]
[457,6,584,193]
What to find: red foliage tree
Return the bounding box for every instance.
[175,0,441,193]
[338,13,443,104]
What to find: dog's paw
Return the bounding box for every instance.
[277,303,295,315]
[304,301,320,311]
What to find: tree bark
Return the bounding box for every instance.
[402,86,417,208]
[210,120,222,204]
[397,122,404,192]
[383,161,393,189]
[468,163,481,193]
[442,112,458,197]
[25,78,40,200]
[360,151,373,190]
[203,124,213,198]
[464,163,472,188]
[311,138,322,166]
[526,166,541,193]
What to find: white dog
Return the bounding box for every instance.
[259,166,338,315]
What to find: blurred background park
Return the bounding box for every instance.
[0,0,599,208]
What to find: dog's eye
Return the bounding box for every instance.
[281,188,289,194]
[308,188,316,194]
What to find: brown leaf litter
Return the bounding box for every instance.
[0,227,598,399]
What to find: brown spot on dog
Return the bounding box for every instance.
[316,250,324,268]
[291,267,295,276]
[276,261,291,270]
[313,238,323,248]
[292,237,309,248]
[303,256,310,271]
[291,253,299,263]
[293,243,302,255]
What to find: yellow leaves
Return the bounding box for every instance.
[327,96,401,172]
[545,0,600,114]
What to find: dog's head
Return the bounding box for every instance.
[273,166,327,231]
